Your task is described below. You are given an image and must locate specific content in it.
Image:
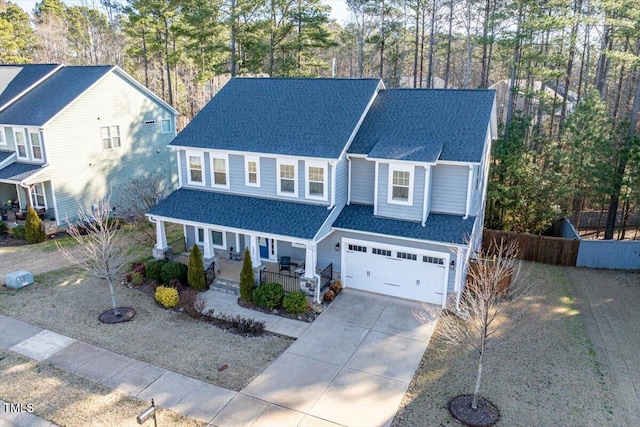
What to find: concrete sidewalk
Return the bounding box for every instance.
[1,290,438,427]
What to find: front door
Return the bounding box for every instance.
[259,237,277,261]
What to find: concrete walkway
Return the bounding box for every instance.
[1,289,438,427]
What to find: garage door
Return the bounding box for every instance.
[342,238,449,305]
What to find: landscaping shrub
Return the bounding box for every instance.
[215,313,266,335]
[283,291,309,314]
[329,280,343,295]
[131,262,146,277]
[155,286,179,308]
[252,282,284,310]
[239,248,256,302]
[323,289,335,302]
[131,271,144,286]
[160,261,188,284]
[145,259,166,280]
[11,225,26,240]
[188,244,207,290]
[0,220,7,234]
[25,207,45,244]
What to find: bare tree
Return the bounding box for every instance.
[416,239,542,419]
[116,173,167,244]
[58,197,136,317]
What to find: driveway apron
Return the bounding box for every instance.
[232,289,440,427]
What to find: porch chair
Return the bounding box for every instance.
[279,256,291,274]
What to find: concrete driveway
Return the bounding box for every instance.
[212,289,440,427]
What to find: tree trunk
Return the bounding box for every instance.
[426,0,436,88]
[380,0,385,79]
[444,0,453,88]
[163,17,173,107]
[230,0,237,77]
[472,332,486,410]
[107,277,120,316]
[413,0,420,88]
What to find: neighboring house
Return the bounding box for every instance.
[148,78,497,307]
[0,64,179,228]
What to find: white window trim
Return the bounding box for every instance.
[245,155,261,187]
[186,150,205,186]
[210,153,230,189]
[0,127,6,146]
[387,163,414,206]
[277,158,298,198]
[210,229,226,249]
[30,183,47,209]
[101,125,121,150]
[29,131,43,161]
[305,160,328,201]
[14,129,28,160]
[161,118,173,133]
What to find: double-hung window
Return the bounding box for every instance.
[245,156,260,187]
[305,161,327,200]
[30,132,43,161]
[211,230,225,248]
[187,152,204,185]
[211,155,228,188]
[277,159,297,197]
[15,130,27,159]
[388,164,414,206]
[101,125,121,149]
[30,183,46,209]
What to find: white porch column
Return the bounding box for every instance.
[304,243,317,278]
[155,219,168,249]
[203,228,213,258]
[250,235,261,268]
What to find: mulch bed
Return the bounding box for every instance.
[99,307,136,323]
[448,394,500,427]
[237,298,322,323]
[0,234,27,248]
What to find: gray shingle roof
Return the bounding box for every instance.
[169,78,381,159]
[0,162,46,182]
[0,66,112,126]
[0,150,14,163]
[333,203,475,245]
[0,64,60,110]
[348,89,495,163]
[149,188,333,239]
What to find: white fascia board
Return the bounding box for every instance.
[369,156,437,167]
[339,79,384,159]
[144,213,312,246]
[331,226,471,249]
[436,160,481,166]
[0,64,64,112]
[21,164,50,185]
[0,152,16,169]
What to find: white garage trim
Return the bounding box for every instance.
[340,237,450,307]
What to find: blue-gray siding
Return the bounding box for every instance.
[430,164,468,215]
[376,163,424,222]
[317,229,457,291]
[349,157,374,204]
[276,241,306,260]
[335,156,348,207]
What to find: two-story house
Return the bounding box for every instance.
[0,64,178,228]
[148,78,497,307]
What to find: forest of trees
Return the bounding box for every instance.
[1,0,639,239]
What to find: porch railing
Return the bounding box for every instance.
[205,261,216,286]
[320,263,333,289]
[260,270,300,293]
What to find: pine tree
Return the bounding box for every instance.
[25,206,45,244]
[239,248,256,302]
[188,243,207,290]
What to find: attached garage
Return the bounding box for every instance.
[341,238,449,306]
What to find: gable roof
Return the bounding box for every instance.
[0,162,46,183]
[348,89,495,163]
[149,188,332,240]
[0,66,113,126]
[170,77,381,159]
[0,64,60,111]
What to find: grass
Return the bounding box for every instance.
[0,267,292,392]
[392,264,621,427]
[0,350,205,426]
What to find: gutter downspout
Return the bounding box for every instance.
[422,164,430,226]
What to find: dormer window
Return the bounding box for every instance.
[387,163,414,206]
[15,130,27,159]
[245,156,260,187]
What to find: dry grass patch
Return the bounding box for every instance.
[393,264,620,426]
[0,350,205,427]
[0,268,292,391]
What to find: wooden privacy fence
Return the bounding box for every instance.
[482,230,579,266]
